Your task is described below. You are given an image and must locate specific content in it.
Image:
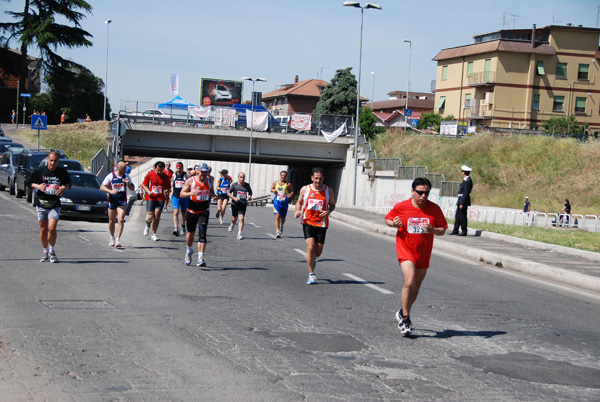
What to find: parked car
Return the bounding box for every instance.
[14,148,68,202]
[0,142,24,153]
[0,128,5,137]
[0,136,13,142]
[39,158,84,172]
[54,171,108,221]
[0,150,19,194]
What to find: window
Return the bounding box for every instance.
[532,94,540,110]
[484,59,491,81]
[442,66,448,81]
[556,63,567,79]
[578,64,589,80]
[464,94,471,108]
[467,62,473,77]
[575,97,586,113]
[553,96,564,112]
[436,96,446,110]
[536,61,545,76]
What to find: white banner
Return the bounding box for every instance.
[291,114,312,131]
[223,109,236,127]
[214,108,223,126]
[247,110,268,132]
[321,121,347,143]
[189,106,211,119]
[170,73,179,95]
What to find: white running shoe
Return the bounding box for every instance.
[197,257,206,267]
[275,230,281,238]
[237,233,244,240]
[115,239,121,248]
[151,234,159,241]
[109,237,115,247]
[40,253,49,262]
[172,228,179,236]
[185,249,193,265]
[179,227,185,236]
[143,226,150,236]
[49,252,58,263]
[228,224,234,232]
[307,273,317,285]
[219,218,224,225]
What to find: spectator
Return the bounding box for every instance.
[523,196,531,226]
[559,199,571,227]
[60,111,66,124]
[11,110,15,124]
[85,114,91,122]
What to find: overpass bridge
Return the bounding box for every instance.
[119,124,354,167]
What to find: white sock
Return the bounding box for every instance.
[48,246,55,253]
[43,247,48,254]
[199,252,204,258]
[187,246,193,253]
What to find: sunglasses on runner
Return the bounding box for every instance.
[414,190,430,196]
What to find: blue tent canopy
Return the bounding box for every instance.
[158,96,196,109]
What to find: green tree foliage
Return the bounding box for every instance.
[30,65,107,124]
[0,0,93,91]
[543,116,587,134]
[359,107,384,140]
[313,67,357,116]
[416,111,442,131]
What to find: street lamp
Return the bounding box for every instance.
[404,39,411,131]
[103,19,112,121]
[343,1,381,206]
[241,77,267,185]
[370,71,375,109]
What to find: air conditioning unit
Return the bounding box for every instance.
[485,92,494,104]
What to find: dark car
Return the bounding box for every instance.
[39,158,84,172]
[0,150,19,194]
[14,148,68,201]
[32,170,108,221]
[0,142,24,154]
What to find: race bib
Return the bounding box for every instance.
[407,217,430,234]
[174,180,185,189]
[238,191,247,200]
[196,189,210,201]
[45,183,59,195]
[307,198,324,211]
[151,185,163,194]
[276,193,287,201]
[113,182,125,192]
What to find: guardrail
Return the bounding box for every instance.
[442,208,599,233]
[247,195,271,207]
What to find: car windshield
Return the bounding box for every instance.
[69,173,100,189]
[28,155,46,170]
[59,161,83,171]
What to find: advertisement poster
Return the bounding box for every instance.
[199,78,243,106]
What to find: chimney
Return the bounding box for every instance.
[531,24,536,48]
[294,75,299,84]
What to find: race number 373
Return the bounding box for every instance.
[407,217,430,234]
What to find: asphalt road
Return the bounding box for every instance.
[1,191,599,401]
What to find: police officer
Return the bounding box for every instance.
[450,165,473,236]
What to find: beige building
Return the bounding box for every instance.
[433,24,600,134]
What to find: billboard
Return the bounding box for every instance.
[199,78,243,106]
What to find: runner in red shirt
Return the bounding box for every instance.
[142,161,171,241]
[385,177,448,336]
[163,162,174,212]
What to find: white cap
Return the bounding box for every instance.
[525,196,529,199]
[461,165,472,172]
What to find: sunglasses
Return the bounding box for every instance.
[414,190,430,196]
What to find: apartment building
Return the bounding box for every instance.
[262,76,328,116]
[432,24,600,133]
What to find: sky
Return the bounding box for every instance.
[2,0,600,112]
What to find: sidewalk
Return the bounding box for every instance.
[332,207,600,294]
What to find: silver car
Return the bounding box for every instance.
[0,150,18,195]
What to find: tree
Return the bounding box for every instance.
[313,67,357,117]
[416,111,443,132]
[30,64,107,124]
[0,0,93,92]
[359,107,384,140]
[543,115,587,135]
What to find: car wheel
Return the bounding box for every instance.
[26,187,32,203]
[8,179,15,195]
[15,180,23,198]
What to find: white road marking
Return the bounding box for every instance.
[267,233,277,239]
[343,273,395,295]
[248,222,260,228]
[78,235,89,242]
[294,248,306,257]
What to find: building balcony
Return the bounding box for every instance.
[468,71,497,87]
[464,103,493,119]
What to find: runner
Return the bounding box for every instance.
[180,163,216,267]
[163,162,174,212]
[294,167,335,284]
[215,169,233,224]
[171,162,189,236]
[100,160,135,247]
[384,177,448,336]
[228,172,253,240]
[270,170,294,238]
[29,151,71,263]
[142,161,171,241]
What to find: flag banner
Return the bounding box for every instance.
[321,121,347,143]
[170,73,179,95]
[247,110,268,131]
[291,114,312,131]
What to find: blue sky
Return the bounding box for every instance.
[3,0,599,111]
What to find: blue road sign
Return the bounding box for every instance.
[31,114,47,130]
[20,93,31,97]
[410,118,418,127]
[405,109,413,117]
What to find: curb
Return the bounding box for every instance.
[330,211,600,294]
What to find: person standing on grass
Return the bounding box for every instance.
[385,177,447,336]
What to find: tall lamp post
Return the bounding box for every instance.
[103,19,112,121]
[241,77,267,184]
[370,71,375,109]
[403,39,411,131]
[343,1,381,206]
